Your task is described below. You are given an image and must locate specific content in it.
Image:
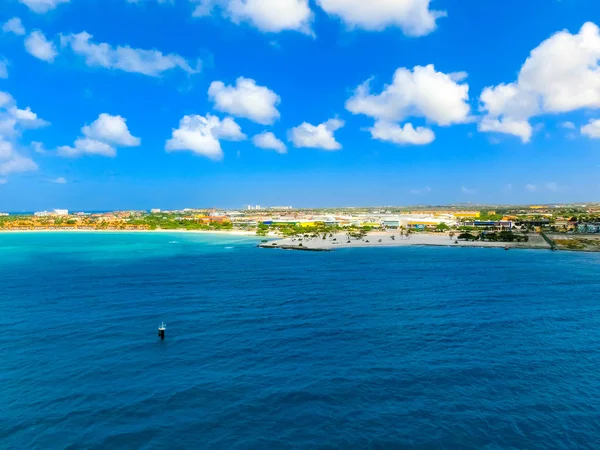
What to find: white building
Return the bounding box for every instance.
[150,209,161,213]
[0,212,8,217]
[54,209,69,216]
[34,211,50,217]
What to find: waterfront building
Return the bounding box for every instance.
[463,221,513,230]
[453,211,481,219]
[150,209,161,213]
[577,223,600,233]
[54,209,69,216]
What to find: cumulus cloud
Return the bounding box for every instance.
[369,121,434,145]
[52,177,67,184]
[479,22,600,143]
[60,32,201,77]
[82,113,141,146]
[479,117,532,143]
[165,114,246,161]
[0,149,38,175]
[58,138,117,158]
[18,0,70,14]
[209,77,281,125]
[347,65,471,126]
[0,91,50,140]
[2,18,26,36]
[316,0,445,37]
[0,91,43,177]
[289,118,344,150]
[252,131,286,153]
[25,30,58,62]
[58,113,140,158]
[191,0,313,34]
[346,65,469,145]
[581,119,600,138]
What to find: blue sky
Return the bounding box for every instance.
[1,0,599,211]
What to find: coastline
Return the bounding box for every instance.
[5,229,598,253]
[259,231,553,251]
[0,229,259,237]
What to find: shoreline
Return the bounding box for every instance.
[0,229,259,237]
[259,231,553,251]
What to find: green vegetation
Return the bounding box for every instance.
[457,231,528,242]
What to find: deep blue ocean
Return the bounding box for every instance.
[2,232,600,449]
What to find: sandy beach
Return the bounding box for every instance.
[260,231,552,251]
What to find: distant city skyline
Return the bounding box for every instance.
[1,0,600,210]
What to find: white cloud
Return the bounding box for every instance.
[25,30,58,62]
[346,65,471,126]
[525,184,537,192]
[165,114,246,161]
[18,0,70,13]
[0,138,38,176]
[52,177,67,184]
[0,91,50,141]
[461,186,476,194]
[82,113,140,147]
[191,0,313,34]
[2,18,26,36]
[0,179,7,185]
[0,92,13,108]
[58,113,140,158]
[0,152,38,175]
[208,77,281,124]
[559,121,575,129]
[581,119,600,138]
[479,117,532,143]
[0,59,7,79]
[61,32,201,77]
[316,0,445,37]
[409,185,431,195]
[252,131,286,153]
[289,118,344,150]
[369,120,435,145]
[9,107,50,129]
[479,22,600,142]
[58,138,116,158]
[213,116,247,140]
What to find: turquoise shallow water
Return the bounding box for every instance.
[2,232,600,449]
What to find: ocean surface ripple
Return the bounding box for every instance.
[2,232,600,449]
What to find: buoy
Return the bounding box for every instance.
[158,322,166,340]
